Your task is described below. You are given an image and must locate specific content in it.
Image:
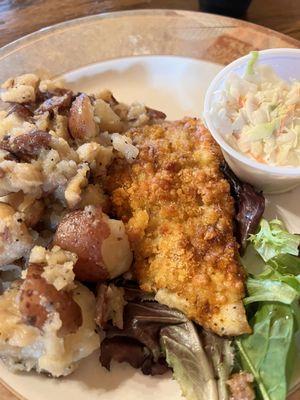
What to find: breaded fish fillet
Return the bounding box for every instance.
[106,118,250,336]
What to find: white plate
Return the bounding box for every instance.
[0,54,299,400]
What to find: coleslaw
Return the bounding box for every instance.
[210,51,300,167]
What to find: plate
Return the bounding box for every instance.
[0,9,299,400]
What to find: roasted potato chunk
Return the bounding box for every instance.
[0,202,33,266]
[19,263,82,336]
[68,94,97,139]
[53,206,132,282]
[0,193,44,228]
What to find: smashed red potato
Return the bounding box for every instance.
[53,207,110,281]
[37,90,73,114]
[0,73,166,213]
[0,72,166,282]
[0,131,52,162]
[0,73,166,376]
[68,93,97,140]
[53,206,132,282]
[19,263,82,336]
[0,202,33,266]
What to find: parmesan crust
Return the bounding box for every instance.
[106,118,250,336]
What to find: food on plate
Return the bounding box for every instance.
[236,222,300,400]
[249,218,300,261]
[0,72,298,400]
[104,117,298,400]
[227,372,255,400]
[106,118,250,336]
[0,74,165,206]
[0,245,99,377]
[98,214,300,400]
[0,73,164,376]
[20,262,82,335]
[210,51,300,166]
[220,162,265,248]
[53,206,132,282]
[0,202,33,265]
[97,280,237,399]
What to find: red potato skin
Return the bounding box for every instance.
[68,93,97,139]
[19,264,82,336]
[0,131,51,162]
[53,207,110,282]
[36,91,73,113]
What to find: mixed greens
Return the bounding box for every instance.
[220,162,265,248]
[237,219,300,400]
[249,219,300,262]
[161,323,219,400]
[99,283,235,400]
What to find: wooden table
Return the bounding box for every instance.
[0,0,299,47]
[0,1,299,400]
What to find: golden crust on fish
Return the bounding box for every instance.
[106,118,250,336]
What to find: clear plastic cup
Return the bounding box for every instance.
[204,48,300,194]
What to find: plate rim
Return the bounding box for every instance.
[0,9,299,59]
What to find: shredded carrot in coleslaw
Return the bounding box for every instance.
[210,52,300,167]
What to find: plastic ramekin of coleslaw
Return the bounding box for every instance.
[204,48,300,194]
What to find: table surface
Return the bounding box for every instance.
[0,1,299,400]
[0,0,299,47]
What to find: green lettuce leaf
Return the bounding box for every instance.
[257,264,300,293]
[160,322,219,400]
[268,254,300,276]
[244,277,299,305]
[236,303,295,400]
[249,219,300,262]
[203,331,234,400]
[240,222,300,400]
[240,243,266,275]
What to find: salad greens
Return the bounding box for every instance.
[220,162,265,248]
[268,253,300,276]
[244,277,299,305]
[249,219,300,262]
[100,284,235,400]
[160,324,234,400]
[236,304,295,400]
[161,323,219,400]
[237,219,300,400]
[202,332,234,400]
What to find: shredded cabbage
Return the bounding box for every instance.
[211,52,300,166]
